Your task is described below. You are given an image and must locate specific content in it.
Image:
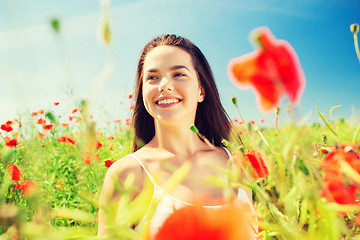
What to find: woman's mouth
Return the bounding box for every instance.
[156,98,181,107]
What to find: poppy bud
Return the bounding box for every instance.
[275,106,280,115]
[350,23,359,34]
[51,18,60,33]
[46,111,57,124]
[190,125,199,134]
[231,96,238,105]
[321,134,327,144]
[102,21,111,45]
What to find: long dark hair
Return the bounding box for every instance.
[132,34,232,151]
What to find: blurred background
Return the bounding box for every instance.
[0,0,359,127]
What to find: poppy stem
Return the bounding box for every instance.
[275,107,281,136]
[339,160,360,184]
[231,96,245,122]
[314,142,333,156]
[354,34,360,63]
[190,125,221,153]
[315,106,338,139]
[351,23,360,63]
[253,126,279,155]
[235,105,245,123]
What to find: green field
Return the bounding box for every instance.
[1,101,360,240]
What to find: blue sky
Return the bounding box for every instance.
[0,0,359,126]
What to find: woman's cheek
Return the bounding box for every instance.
[142,86,155,116]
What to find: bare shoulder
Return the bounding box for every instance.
[106,154,142,177]
[212,146,231,167]
[100,153,146,202]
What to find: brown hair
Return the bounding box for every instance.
[132,34,232,151]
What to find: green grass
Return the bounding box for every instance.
[0,103,359,240]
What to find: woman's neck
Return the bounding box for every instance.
[149,120,208,157]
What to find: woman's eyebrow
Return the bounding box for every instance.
[170,65,190,71]
[146,68,159,73]
[145,65,190,73]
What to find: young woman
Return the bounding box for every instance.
[98,34,256,238]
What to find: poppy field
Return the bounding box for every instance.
[1,97,360,239]
[1,22,360,239]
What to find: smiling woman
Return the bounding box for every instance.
[97,34,257,239]
[142,45,205,126]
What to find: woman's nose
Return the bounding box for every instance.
[158,76,174,92]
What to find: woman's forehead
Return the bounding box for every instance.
[143,46,194,71]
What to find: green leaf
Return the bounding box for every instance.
[45,111,57,124]
[353,124,360,142]
[315,107,338,138]
[296,158,309,175]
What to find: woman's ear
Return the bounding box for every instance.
[198,86,205,103]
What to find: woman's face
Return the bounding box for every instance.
[142,45,205,124]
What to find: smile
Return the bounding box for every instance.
[156,98,181,106]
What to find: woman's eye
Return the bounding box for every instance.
[147,76,158,81]
[174,73,186,78]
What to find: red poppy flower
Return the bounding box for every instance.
[55,180,63,190]
[96,141,103,150]
[6,121,13,125]
[57,136,76,145]
[37,118,46,125]
[321,143,360,205]
[83,152,100,165]
[125,118,131,126]
[60,123,69,127]
[54,102,59,105]
[43,124,54,131]
[233,149,269,179]
[75,116,83,122]
[322,180,358,205]
[71,108,78,114]
[7,164,21,181]
[104,159,116,168]
[228,26,305,113]
[356,214,360,226]
[84,158,91,166]
[66,137,76,145]
[5,138,18,148]
[153,204,250,240]
[128,93,133,99]
[57,136,66,143]
[15,180,37,196]
[1,124,13,132]
[38,132,45,139]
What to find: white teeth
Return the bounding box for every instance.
[157,98,180,105]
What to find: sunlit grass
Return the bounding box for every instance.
[0,101,359,239]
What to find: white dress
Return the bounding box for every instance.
[129,148,258,238]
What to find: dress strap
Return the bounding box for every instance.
[222,147,232,160]
[128,154,157,185]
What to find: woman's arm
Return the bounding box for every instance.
[97,155,145,238]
